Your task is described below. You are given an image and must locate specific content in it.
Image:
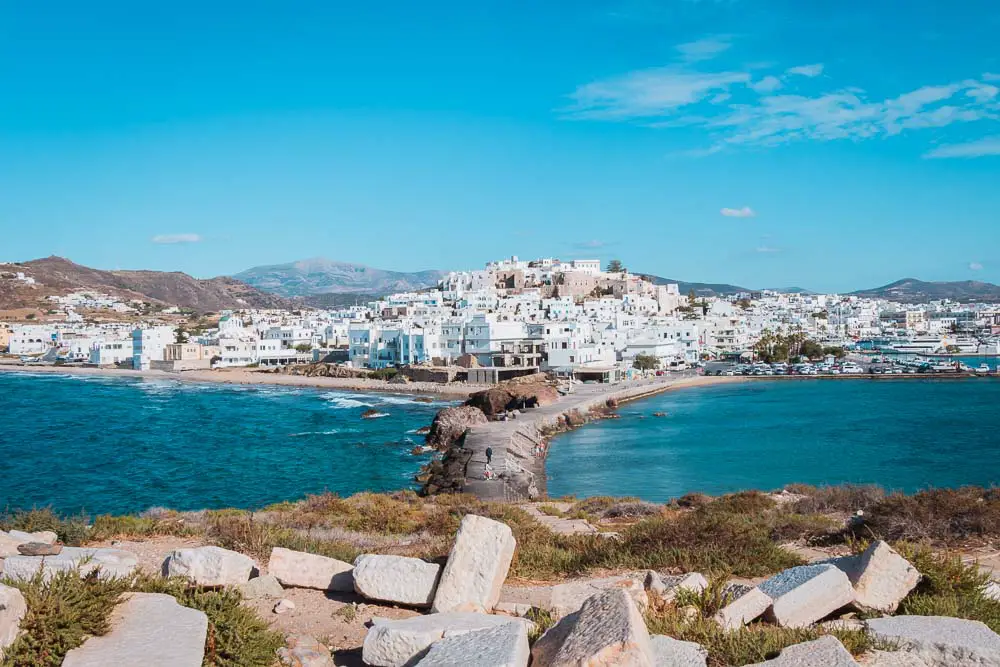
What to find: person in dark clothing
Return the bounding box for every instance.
[485,447,493,465]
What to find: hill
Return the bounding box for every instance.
[234,257,445,297]
[1,256,292,313]
[639,274,749,297]
[850,278,1000,303]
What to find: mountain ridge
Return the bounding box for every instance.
[849,278,1000,303]
[234,257,446,297]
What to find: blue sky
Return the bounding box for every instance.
[1,0,998,292]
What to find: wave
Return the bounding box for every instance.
[321,392,374,409]
[289,429,341,437]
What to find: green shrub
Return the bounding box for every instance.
[857,488,1000,544]
[0,508,89,546]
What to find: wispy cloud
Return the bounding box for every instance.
[924,135,1000,158]
[564,41,1000,155]
[721,206,755,218]
[152,233,202,244]
[786,64,824,78]
[970,262,985,271]
[755,245,781,253]
[675,35,732,63]
[574,239,610,249]
[984,73,1000,82]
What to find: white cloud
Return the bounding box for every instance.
[574,240,608,249]
[924,135,1000,159]
[984,73,1000,82]
[970,262,984,271]
[755,245,781,253]
[675,36,732,63]
[751,75,783,94]
[152,233,202,244]
[721,206,755,218]
[786,64,824,77]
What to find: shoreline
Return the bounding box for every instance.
[0,362,478,398]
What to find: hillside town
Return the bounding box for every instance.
[3,256,1000,379]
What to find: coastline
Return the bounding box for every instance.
[0,361,478,398]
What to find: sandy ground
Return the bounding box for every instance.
[0,361,477,398]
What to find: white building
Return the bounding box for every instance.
[132,326,175,370]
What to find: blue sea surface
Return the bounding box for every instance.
[546,379,1000,501]
[0,372,449,515]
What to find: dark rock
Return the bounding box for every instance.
[425,406,488,450]
[17,542,63,556]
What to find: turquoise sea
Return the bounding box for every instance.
[0,372,449,515]
[546,379,1000,501]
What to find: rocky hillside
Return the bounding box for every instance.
[850,278,1000,303]
[234,257,445,297]
[2,256,293,313]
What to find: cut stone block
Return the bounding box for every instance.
[268,547,354,592]
[828,541,920,612]
[7,530,58,545]
[62,593,207,667]
[2,547,138,581]
[432,514,516,613]
[0,533,22,558]
[759,564,854,628]
[237,574,285,600]
[277,634,334,667]
[164,546,254,586]
[353,554,441,607]
[501,574,648,618]
[983,581,1000,602]
[531,588,654,667]
[416,621,529,667]
[746,635,858,666]
[866,615,1000,666]
[650,635,708,667]
[646,572,708,603]
[713,583,773,630]
[0,584,27,658]
[362,612,531,667]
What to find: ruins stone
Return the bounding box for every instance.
[828,540,920,612]
[237,574,285,600]
[0,584,27,658]
[163,546,254,586]
[432,514,516,613]
[531,589,654,667]
[268,547,354,592]
[17,542,62,556]
[650,635,708,667]
[866,615,1000,666]
[61,593,207,667]
[278,634,335,667]
[7,530,58,545]
[362,613,531,667]
[746,636,859,666]
[353,554,441,607]
[2,547,138,581]
[646,572,708,604]
[713,584,773,630]
[416,622,530,667]
[759,564,854,628]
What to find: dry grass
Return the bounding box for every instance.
[856,487,1000,544]
[790,484,886,514]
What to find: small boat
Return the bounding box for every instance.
[976,364,992,376]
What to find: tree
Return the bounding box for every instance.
[606,259,625,273]
[632,353,660,371]
[822,346,847,359]
[688,289,697,305]
[174,325,189,344]
[737,298,752,310]
[800,340,824,359]
[294,343,313,353]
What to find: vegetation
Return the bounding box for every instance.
[606,259,625,273]
[293,343,313,353]
[632,353,660,371]
[366,367,399,381]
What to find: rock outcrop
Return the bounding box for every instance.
[61,593,208,667]
[353,555,441,607]
[268,547,354,592]
[425,405,488,450]
[465,374,559,418]
[163,546,255,586]
[432,515,516,614]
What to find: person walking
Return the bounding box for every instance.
[485,446,493,465]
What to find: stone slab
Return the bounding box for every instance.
[0,584,27,658]
[760,564,854,628]
[7,530,58,545]
[353,555,441,607]
[2,547,138,581]
[432,514,516,614]
[502,574,648,618]
[650,635,708,667]
[746,636,858,666]
[714,584,773,630]
[163,546,255,586]
[828,541,920,613]
[416,621,529,667]
[866,615,1000,666]
[62,593,207,667]
[362,612,530,667]
[268,547,354,592]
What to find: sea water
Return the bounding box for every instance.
[0,372,450,515]
[546,379,1000,501]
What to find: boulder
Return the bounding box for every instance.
[645,572,708,604]
[163,546,254,586]
[828,541,920,612]
[713,584,773,630]
[278,634,335,667]
[353,555,441,607]
[0,533,22,558]
[746,636,858,666]
[983,581,1000,602]
[759,564,854,628]
[425,406,488,450]
[268,547,354,592]
[0,584,27,658]
[650,635,708,667]
[432,514,516,614]
[7,530,58,545]
[2,547,138,581]
[237,574,285,601]
[362,613,531,667]
[531,589,654,667]
[62,593,207,667]
[17,542,62,556]
[416,621,530,667]
[866,615,1000,666]
[465,375,559,417]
